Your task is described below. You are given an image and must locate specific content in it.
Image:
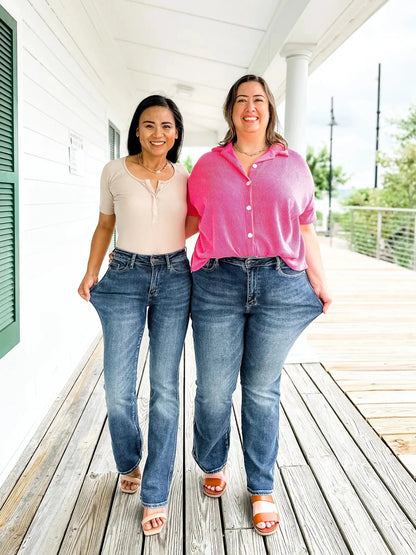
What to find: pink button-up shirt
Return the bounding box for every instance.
[187,142,316,271]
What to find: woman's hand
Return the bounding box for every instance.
[306,274,332,313]
[300,223,332,313]
[78,212,115,302]
[78,274,98,302]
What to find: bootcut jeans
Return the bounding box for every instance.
[191,256,323,494]
[90,247,191,508]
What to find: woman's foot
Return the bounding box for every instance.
[203,467,226,498]
[251,495,279,536]
[119,467,141,494]
[142,507,167,536]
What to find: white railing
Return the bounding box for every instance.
[341,207,416,270]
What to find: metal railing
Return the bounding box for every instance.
[338,207,416,270]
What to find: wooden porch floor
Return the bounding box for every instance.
[306,238,416,476]
[1,329,415,554]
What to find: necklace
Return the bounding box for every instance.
[138,153,169,174]
[234,143,268,157]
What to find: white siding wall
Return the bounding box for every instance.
[0,0,135,483]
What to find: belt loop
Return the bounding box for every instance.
[165,254,171,269]
[275,256,280,270]
[130,253,137,268]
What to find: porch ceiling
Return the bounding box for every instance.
[100,0,388,146]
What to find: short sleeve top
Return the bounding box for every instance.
[187,143,315,271]
[100,157,188,255]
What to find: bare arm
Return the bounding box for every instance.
[300,223,332,313]
[78,212,116,301]
[185,215,199,239]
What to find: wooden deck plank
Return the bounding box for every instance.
[234,380,350,554]
[0,320,415,553]
[307,240,416,472]
[183,335,225,555]
[277,409,307,467]
[348,390,416,404]
[143,353,184,554]
[330,371,416,392]
[17,375,108,554]
[232,385,310,554]
[285,365,416,553]
[384,434,416,455]
[0,341,104,555]
[278,408,348,554]
[101,338,150,555]
[0,335,101,509]
[224,529,265,554]
[368,417,416,434]
[281,372,392,554]
[302,362,416,524]
[222,417,256,534]
[280,465,349,554]
[60,333,149,555]
[59,424,117,555]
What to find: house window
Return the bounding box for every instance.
[108,121,120,160]
[108,122,120,249]
[0,6,19,359]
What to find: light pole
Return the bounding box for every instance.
[327,96,337,237]
[374,62,381,188]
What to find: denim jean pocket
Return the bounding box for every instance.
[107,257,131,273]
[277,259,305,278]
[199,258,218,272]
[170,257,191,274]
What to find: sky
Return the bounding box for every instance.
[183,0,416,193]
[302,0,416,191]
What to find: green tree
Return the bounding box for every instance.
[377,105,416,208]
[180,155,194,173]
[342,187,382,207]
[306,145,349,199]
[343,105,416,209]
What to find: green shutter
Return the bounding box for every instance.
[0,6,19,359]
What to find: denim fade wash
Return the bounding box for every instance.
[90,247,191,508]
[191,256,323,494]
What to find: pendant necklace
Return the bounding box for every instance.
[138,153,169,174]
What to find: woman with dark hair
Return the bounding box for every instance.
[187,75,331,536]
[78,95,193,536]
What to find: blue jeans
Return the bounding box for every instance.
[90,248,191,508]
[191,256,323,494]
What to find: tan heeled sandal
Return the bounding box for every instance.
[141,511,167,536]
[119,473,141,494]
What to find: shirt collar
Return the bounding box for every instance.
[212,141,289,164]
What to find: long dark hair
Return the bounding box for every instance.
[219,75,287,148]
[127,95,184,163]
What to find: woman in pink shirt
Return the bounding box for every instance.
[187,75,332,536]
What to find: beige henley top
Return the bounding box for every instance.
[100,157,188,255]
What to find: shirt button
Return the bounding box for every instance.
[246,205,252,210]
[248,233,253,238]
[252,164,257,169]
[246,181,251,186]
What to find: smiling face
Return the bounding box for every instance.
[137,105,178,159]
[232,81,270,139]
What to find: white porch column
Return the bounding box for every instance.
[280,43,314,155]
